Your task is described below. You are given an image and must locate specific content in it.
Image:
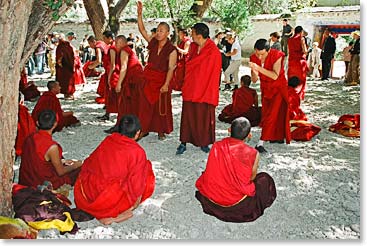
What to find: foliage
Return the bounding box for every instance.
[208,0,251,38]
[288,0,318,12]
[42,0,74,21]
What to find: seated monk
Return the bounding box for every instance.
[329,114,360,138]
[82,60,101,77]
[19,110,83,189]
[15,93,36,156]
[31,81,80,132]
[195,117,276,222]
[218,75,261,126]
[74,115,155,225]
[288,76,307,121]
[19,67,40,102]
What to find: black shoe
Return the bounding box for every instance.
[231,85,239,91]
[97,114,109,121]
[269,140,284,144]
[200,146,210,153]
[255,145,267,153]
[176,143,187,155]
[222,84,231,91]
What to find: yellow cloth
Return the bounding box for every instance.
[27,212,75,232]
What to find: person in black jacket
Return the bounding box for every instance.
[320,28,336,80]
[345,30,360,86]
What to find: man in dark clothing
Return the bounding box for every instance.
[281,19,292,56]
[221,29,233,90]
[345,30,360,86]
[320,29,336,80]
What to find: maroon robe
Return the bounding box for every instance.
[250,49,291,143]
[287,34,309,100]
[74,133,155,219]
[19,68,40,101]
[105,45,119,114]
[195,137,276,222]
[96,41,112,100]
[31,91,79,132]
[56,40,75,95]
[180,39,221,147]
[19,131,80,189]
[288,86,307,121]
[15,104,37,156]
[72,52,86,85]
[218,86,261,126]
[138,38,176,134]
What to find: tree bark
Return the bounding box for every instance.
[0,0,72,217]
[83,0,108,40]
[109,0,130,36]
[190,0,213,19]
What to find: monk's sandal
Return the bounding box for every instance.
[176,144,186,155]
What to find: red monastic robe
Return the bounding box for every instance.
[15,104,36,156]
[287,34,309,100]
[96,41,112,100]
[329,114,360,137]
[74,133,155,219]
[83,60,101,77]
[250,49,291,143]
[19,68,40,101]
[56,40,75,95]
[171,36,191,91]
[138,38,176,134]
[291,121,321,141]
[31,91,79,132]
[196,137,257,206]
[113,46,145,122]
[288,86,307,121]
[180,39,222,146]
[218,86,261,126]
[19,131,79,189]
[105,45,119,114]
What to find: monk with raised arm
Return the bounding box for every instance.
[74,115,155,225]
[218,75,261,126]
[19,110,82,189]
[176,22,222,154]
[249,38,291,153]
[137,0,177,140]
[195,117,277,222]
[31,81,80,132]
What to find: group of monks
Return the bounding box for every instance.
[15,1,357,226]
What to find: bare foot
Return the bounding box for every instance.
[98,210,133,225]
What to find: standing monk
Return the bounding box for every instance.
[287,26,309,100]
[83,35,107,77]
[249,39,291,153]
[137,0,177,140]
[176,23,222,154]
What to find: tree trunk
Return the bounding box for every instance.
[109,0,130,36]
[83,0,108,40]
[190,0,213,19]
[0,0,72,217]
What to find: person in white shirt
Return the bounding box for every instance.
[310,42,321,78]
[223,33,242,90]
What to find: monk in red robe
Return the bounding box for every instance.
[19,67,40,102]
[105,35,145,134]
[19,110,83,189]
[195,117,276,222]
[137,1,177,140]
[15,94,36,156]
[175,23,221,154]
[31,81,80,132]
[74,115,155,225]
[287,26,309,101]
[288,76,307,121]
[249,38,291,153]
[82,61,101,77]
[218,75,261,126]
[171,28,191,91]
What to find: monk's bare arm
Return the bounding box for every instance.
[115,50,129,93]
[137,1,151,43]
[176,41,190,55]
[160,50,177,93]
[88,48,102,69]
[251,152,260,181]
[46,145,82,177]
[107,49,116,87]
[252,57,282,81]
[250,66,259,83]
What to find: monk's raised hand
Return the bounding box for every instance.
[137,0,143,15]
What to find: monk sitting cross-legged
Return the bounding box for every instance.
[19,110,83,189]
[195,117,277,222]
[218,75,261,126]
[31,81,80,132]
[73,115,155,225]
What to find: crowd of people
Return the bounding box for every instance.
[14,1,360,228]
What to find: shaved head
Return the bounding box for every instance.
[158,22,170,32]
[116,35,128,43]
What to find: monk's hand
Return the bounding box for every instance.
[137,0,143,15]
[115,84,121,93]
[160,84,169,93]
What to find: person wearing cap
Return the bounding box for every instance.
[320,28,336,81]
[345,30,360,86]
[310,42,322,78]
